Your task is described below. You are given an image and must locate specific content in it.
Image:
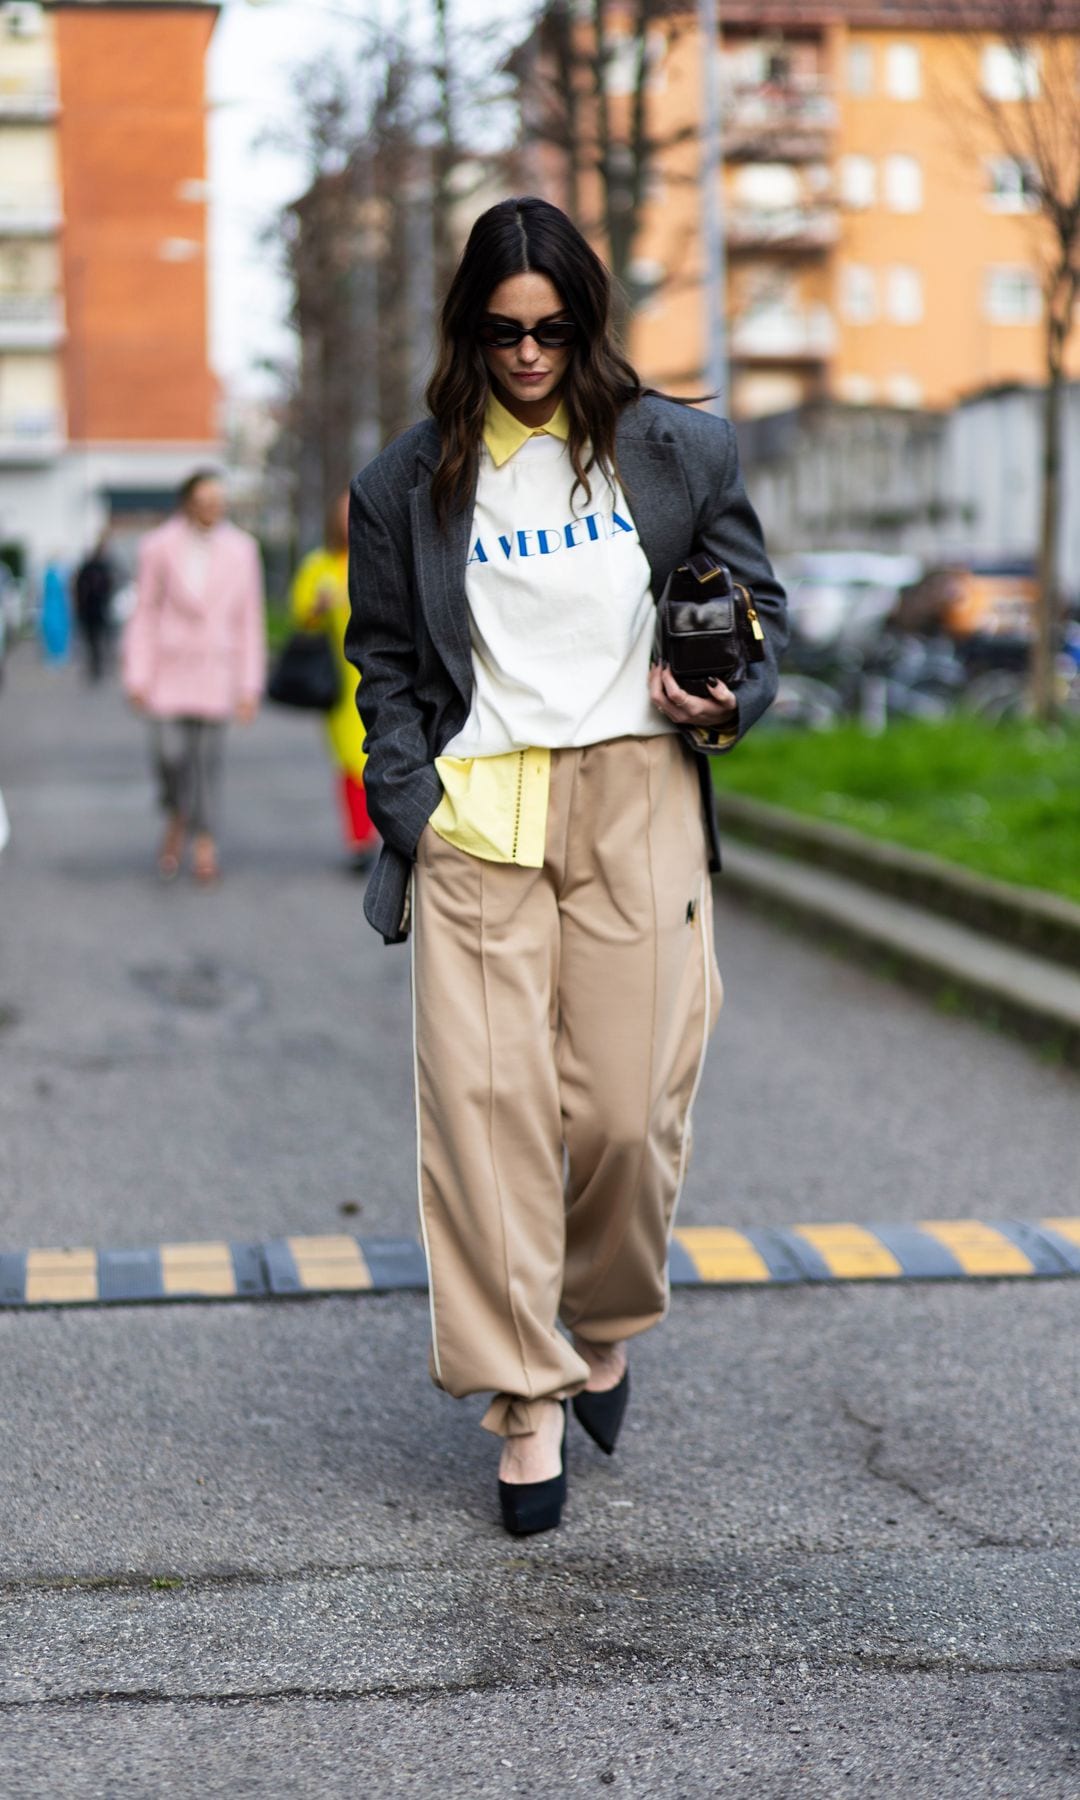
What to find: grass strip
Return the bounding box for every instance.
[714,716,1080,905]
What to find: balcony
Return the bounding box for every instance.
[731,305,837,363]
[724,82,838,162]
[0,411,64,464]
[726,205,839,253]
[0,292,64,348]
[0,191,62,236]
[0,71,59,121]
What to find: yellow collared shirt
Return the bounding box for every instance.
[429,394,570,868]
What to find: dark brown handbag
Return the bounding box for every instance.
[655,552,766,696]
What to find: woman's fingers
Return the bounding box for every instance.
[658,663,737,724]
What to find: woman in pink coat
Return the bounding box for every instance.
[122,470,267,883]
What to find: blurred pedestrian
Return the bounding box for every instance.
[290,490,379,869]
[347,198,787,1535]
[122,469,266,884]
[39,561,70,663]
[73,536,116,682]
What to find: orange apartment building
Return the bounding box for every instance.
[528,2,1080,422]
[0,0,219,577]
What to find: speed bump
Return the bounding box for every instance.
[0,1220,1078,1308]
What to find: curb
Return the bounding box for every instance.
[2,1220,1079,1308]
[714,791,1080,973]
[719,840,1080,1066]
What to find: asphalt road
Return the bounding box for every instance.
[1,654,1078,1798]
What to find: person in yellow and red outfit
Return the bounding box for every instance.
[291,491,379,869]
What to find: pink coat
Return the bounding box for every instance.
[122,516,267,720]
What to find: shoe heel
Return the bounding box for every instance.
[497,1404,567,1536]
[572,1367,629,1456]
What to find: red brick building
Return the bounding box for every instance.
[0,0,220,578]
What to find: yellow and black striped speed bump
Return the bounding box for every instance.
[1,1219,1079,1308]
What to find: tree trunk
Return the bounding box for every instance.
[1033,285,1066,721]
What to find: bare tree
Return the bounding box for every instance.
[512,1,692,333]
[265,8,517,540]
[941,1,1080,718]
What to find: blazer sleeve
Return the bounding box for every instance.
[238,536,268,705]
[345,470,442,859]
[687,418,789,755]
[121,534,162,701]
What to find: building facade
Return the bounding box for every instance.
[521,3,1080,421]
[0,0,219,581]
[736,381,1080,598]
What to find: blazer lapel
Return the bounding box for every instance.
[616,412,695,599]
[409,461,474,707]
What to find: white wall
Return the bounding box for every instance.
[0,440,220,582]
[739,384,1079,594]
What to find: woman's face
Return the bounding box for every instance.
[480,272,573,416]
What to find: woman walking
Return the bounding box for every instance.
[347,198,787,1535]
[123,470,266,884]
[290,490,379,868]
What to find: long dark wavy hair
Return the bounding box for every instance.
[426,197,643,527]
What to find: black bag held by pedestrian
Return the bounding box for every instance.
[655,552,765,696]
[267,631,340,711]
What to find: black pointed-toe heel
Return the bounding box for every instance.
[498,1404,567,1537]
[572,1367,629,1456]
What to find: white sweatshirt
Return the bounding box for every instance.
[440,432,670,759]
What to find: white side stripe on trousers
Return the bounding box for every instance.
[668,872,714,1247]
[409,872,444,1385]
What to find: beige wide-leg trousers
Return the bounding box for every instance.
[411,733,723,1437]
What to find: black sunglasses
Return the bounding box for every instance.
[477,316,577,350]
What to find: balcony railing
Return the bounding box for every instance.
[0,412,64,464]
[0,72,59,120]
[723,82,838,159]
[726,206,839,252]
[0,192,63,235]
[731,306,837,361]
[0,292,64,347]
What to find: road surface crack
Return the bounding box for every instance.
[3,1647,1080,1714]
[840,1397,1028,1549]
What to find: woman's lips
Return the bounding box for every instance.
[511,370,548,383]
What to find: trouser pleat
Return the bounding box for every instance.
[411,735,722,1437]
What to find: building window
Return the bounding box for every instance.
[886,266,924,324]
[841,264,878,324]
[735,163,802,209]
[984,266,1042,324]
[985,157,1040,213]
[839,374,876,405]
[626,257,666,314]
[839,155,876,209]
[4,4,45,40]
[884,155,923,212]
[603,28,666,96]
[886,373,923,407]
[981,43,1040,100]
[847,44,873,96]
[885,44,921,100]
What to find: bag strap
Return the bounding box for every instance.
[684,551,725,584]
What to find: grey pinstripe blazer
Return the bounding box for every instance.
[346,394,788,943]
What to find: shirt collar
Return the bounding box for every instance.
[482,391,570,468]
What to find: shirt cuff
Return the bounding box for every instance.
[693,722,739,750]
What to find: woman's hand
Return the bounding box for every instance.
[236,698,258,725]
[648,661,738,730]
